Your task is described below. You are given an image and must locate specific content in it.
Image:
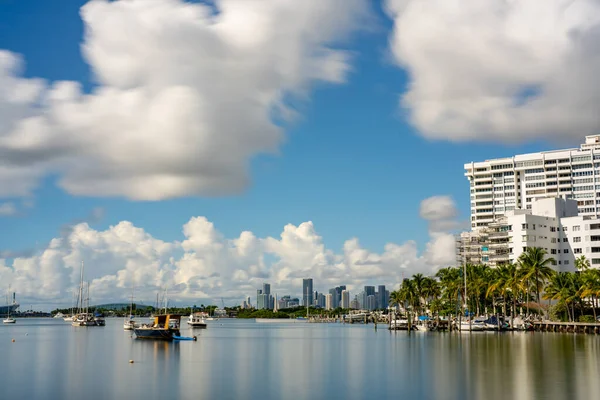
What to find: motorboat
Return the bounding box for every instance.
[134,314,182,340]
[456,319,487,331]
[187,313,207,328]
[94,312,106,326]
[390,318,410,330]
[124,316,136,330]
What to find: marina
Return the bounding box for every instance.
[2,318,600,400]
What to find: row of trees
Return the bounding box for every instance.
[389,248,600,322]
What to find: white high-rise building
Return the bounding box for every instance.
[465,135,600,229]
[456,197,600,271]
[325,294,333,310]
[341,290,350,309]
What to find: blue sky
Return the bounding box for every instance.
[0,0,594,306]
[0,0,556,252]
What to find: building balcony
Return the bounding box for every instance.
[487,230,509,238]
[488,242,510,249]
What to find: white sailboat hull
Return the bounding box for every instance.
[3,318,16,324]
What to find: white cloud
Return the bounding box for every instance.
[419,195,457,221]
[386,0,600,142]
[1,196,462,309]
[0,202,16,216]
[0,0,371,200]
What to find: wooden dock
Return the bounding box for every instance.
[533,321,600,334]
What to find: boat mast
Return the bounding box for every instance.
[78,261,84,315]
[129,285,134,317]
[6,284,10,318]
[164,287,168,314]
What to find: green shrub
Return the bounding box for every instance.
[578,315,595,323]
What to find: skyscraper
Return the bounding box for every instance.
[317,293,326,308]
[363,286,375,309]
[263,283,271,295]
[465,135,600,229]
[257,289,263,309]
[325,294,333,310]
[329,288,339,309]
[341,290,350,309]
[366,295,376,311]
[302,278,313,307]
[377,285,387,310]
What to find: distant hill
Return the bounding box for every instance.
[93,303,153,311]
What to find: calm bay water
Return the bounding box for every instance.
[2,318,599,400]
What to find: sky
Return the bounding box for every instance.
[0,0,598,310]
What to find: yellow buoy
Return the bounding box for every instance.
[129,360,134,364]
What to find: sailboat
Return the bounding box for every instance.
[3,285,16,324]
[124,285,136,330]
[72,261,103,327]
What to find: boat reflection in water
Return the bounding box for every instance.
[134,314,182,340]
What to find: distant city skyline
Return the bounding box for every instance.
[249,279,390,311]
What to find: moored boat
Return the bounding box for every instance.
[456,320,487,331]
[94,312,106,326]
[3,285,17,324]
[124,316,136,330]
[187,312,207,328]
[134,314,182,340]
[72,313,97,326]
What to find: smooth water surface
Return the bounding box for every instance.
[2,319,599,400]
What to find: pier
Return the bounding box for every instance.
[533,321,600,334]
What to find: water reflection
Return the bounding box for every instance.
[2,320,600,400]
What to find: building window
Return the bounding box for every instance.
[564,249,569,253]
[563,226,568,231]
[574,248,582,254]
[563,238,568,242]
[593,259,600,265]
[551,249,557,254]
[522,223,528,230]
[573,225,581,231]
[551,238,557,243]
[565,260,569,265]
[574,237,581,242]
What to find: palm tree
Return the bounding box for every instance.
[436,267,462,315]
[422,277,440,313]
[580,268,600,320]
[544,272,577,321]
[487,266,507,316]
[398,278,417,311]
[519,247,556,312]
[411,273,425,314]
[575,255,591,272]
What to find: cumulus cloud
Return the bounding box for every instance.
[419,195,466,267]
[1,197,463,309]
[386,0,600,142]
[0,0,371,200]
[419,195,457,221]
